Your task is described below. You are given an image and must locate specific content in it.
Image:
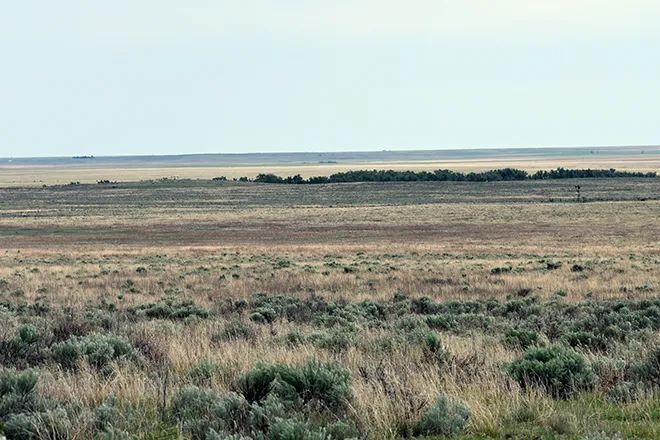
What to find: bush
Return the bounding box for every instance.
[591,357,626,389]
[51,333,136,372]
[250,307,278,324]
[189,360,224,387]
[236,363,278,405]
[314,330,355,353]
[490,266,512,275]
[505,345,597,398]
[170,387,245,439]
[0,369,75,440]
[502,329,544,350]
[170,387,208,437]
[127,300,210,320]
[0,369,40,418]
[274,358,353,415]
[0,325,48,368]
[423,332,451,365]
[215,320,257,342]
[629,347,660,386]
[3,407,74,440]
[414,394,471,437]
[562,331,608,352]
[546,261,563,270]
[236,358,353,416]
[606,382,641,403]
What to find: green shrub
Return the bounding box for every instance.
[236,358,352,417]
[423,332,451,365]
[170,386,225,439]
[314,330,355,353]
[250,307,278,324]
[189,360,224,387]
[505,345,597,398]
[3,407,74,440]
[414,394,471,437]
[629,347,660,386]
[18,325,39,345]
[0,369,74,440]
[215,320,257,342]
[127,300,210,320]
[546,261,563,270]
[283,330,307,347]
[490,266,512,275]
[51,333,136,372]
[561,331,608,352]
[0,325,48,368]
[502,329,544,350]
[606,382,641,403]
[274,358,353,415]
[0,369,40,418]
[425,315,456,332]
[236,363,278,405]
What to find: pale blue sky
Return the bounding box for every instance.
[1,1,659,157]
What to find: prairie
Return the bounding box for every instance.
[0,177,659,439]
[1,145,659,187]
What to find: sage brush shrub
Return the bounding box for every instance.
[215,320,257,342]
[0,369,40,418]
[189,360,225,387]
[506,345,597,398]
[423,332,451,365]
[273,357,353,414]
[237,363,278,405]
[51,333,136,372]
[127,299,210,320]
[0,325,48,368]
[629,347,660,387]
[237,358,352,416]
[502,328,544,350]
[606,382,642,403]
[0,369,74,440]
[414,394,471,437]
[171,387,235,439]
[3,407,74,440]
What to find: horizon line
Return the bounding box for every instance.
[2,144,658,161]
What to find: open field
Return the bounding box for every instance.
[1,177,659,439]
[1,146,659,187]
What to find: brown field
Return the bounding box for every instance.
[0,176,659,439]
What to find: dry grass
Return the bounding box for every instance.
[1,178,659,439]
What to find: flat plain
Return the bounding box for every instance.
[2,145,659,186]
[0,162,659,439]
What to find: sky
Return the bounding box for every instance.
[1,1,659,157]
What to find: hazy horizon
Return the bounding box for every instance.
[1,1,659,157]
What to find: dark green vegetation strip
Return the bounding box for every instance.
[253,168,658,184]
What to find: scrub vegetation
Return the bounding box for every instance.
[0,176,659,439]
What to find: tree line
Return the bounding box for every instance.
[253,168,657,184]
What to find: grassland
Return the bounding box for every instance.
[0,176,659,439]
[1,145,658,187]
